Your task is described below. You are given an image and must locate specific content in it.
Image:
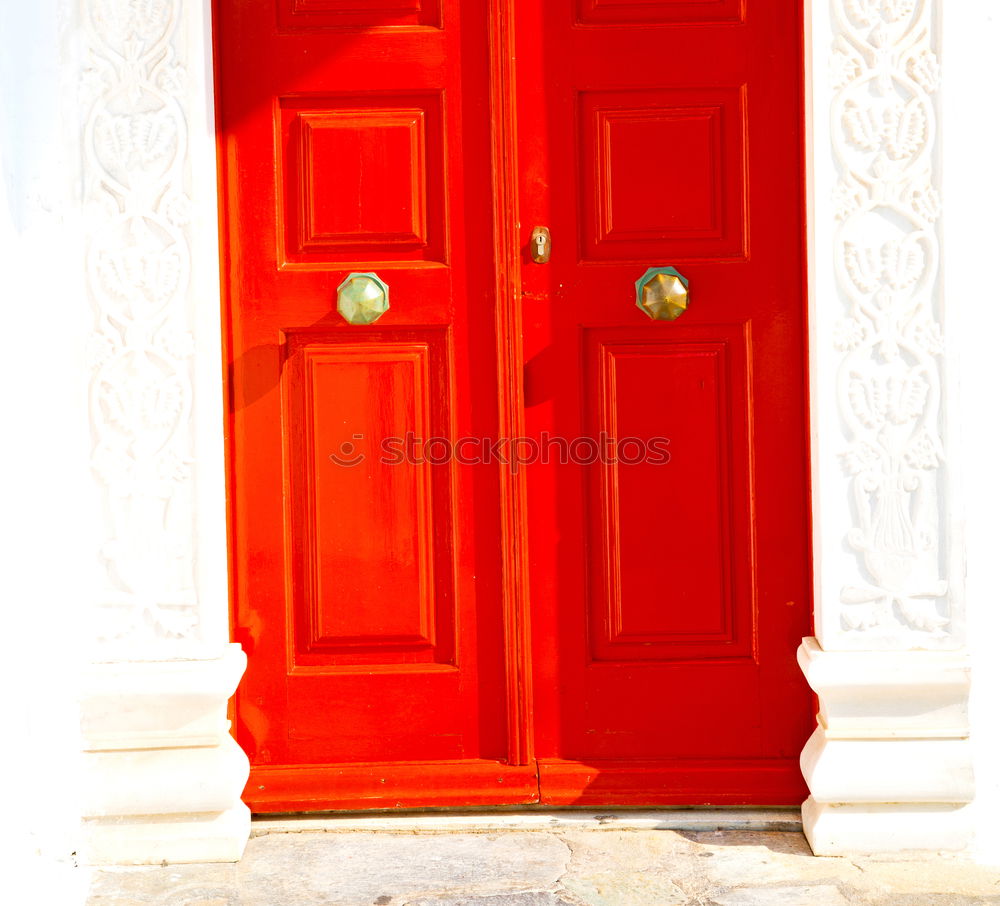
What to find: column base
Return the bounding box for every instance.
[803,797,974,856]
[78,644,250,865]
[81,804,251,865]
[798,638,974,856]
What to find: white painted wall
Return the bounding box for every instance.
[0,1,90,900]
[944,1,1000,867]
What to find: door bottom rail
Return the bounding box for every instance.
[244,757,805,813]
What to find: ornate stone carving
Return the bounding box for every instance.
[830,0,949,637]
[83,0,199,642]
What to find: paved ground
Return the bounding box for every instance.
[87,815,1000,906]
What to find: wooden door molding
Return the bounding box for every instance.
[488,0,535,769]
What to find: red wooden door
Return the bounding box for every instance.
[216,0,538,809]
[216,0,811,812]
[516,2,812,803]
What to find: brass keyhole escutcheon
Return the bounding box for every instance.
[530,226,552,263]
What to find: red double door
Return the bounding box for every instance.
[216,0,812,811]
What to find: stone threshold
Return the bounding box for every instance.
[251,807,803,836]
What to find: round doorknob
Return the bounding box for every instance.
[636,266,690,321]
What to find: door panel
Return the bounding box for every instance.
[583,326,752,666]
[578,87,746,261]
[284,331,454,671]
[216,0,536,808]
[277,0,443,30]
[278,94,447,264]
[576,0,743,26]
[516,2,812,801]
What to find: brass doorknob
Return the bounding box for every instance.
[636,267,689,321]
[337,272,390,325]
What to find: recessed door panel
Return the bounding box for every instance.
[576,0,743,26]
[580,88,748,260]
[278,0,442,30]
[278,95,447,263]
[284,331,455,668]
[584,325,754,665]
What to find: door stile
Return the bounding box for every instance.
[488,0,535,768]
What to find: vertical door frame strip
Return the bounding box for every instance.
[488,0,535,768]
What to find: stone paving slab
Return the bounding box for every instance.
[405,895,575,906]
[87,827,1000,906]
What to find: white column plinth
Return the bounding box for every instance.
[802,799,973,856]
[798,639,974,855]
[78,646,250,865]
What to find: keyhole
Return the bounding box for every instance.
[530,226,551,263]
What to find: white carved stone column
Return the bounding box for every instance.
[76,0,249,864]
[802,0,973,854]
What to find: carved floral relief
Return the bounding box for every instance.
[831,0,949,637]
[84,0,199,641]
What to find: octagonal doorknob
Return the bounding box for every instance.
[337,272,390,325]
[636,266,690,321]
